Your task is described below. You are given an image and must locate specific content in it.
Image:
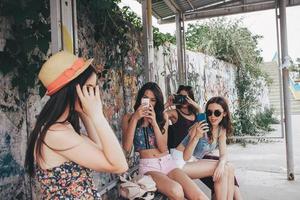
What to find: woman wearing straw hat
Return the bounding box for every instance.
[25,51,128,199]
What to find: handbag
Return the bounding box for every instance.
[131,175,156,192]
[119,173,156,200]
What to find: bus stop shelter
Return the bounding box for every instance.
[137,0,299,181]
[49,0,300,181]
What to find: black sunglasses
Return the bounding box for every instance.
[207,109,223,117]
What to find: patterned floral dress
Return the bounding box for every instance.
[36,161,101,200]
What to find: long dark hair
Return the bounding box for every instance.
[25,66,95,176]
[176,85,198,114]
[134,82,166,133]
[205,96,233,137]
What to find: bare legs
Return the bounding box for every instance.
[146,168,209,200]
[226,163,235,200]
[233,186,243,200]
[183,159,239,200]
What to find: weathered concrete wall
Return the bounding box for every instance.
[154,44,269,112]
[154,45,239,112]
[75,9,144,200]
[0,16,32,199]
[0,72,31,199]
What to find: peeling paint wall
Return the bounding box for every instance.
[0,73,32,199]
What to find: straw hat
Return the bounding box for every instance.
[38,51,93,96]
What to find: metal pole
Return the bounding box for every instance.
[176,12,185,85]
[279,0,295,180]
[142,0,154,82]
[182,14,187,83]
[60,0,75,53]
[50,0,62,53]
[50,0,77,54]
[275,0,285,138]
[72,0,79,55]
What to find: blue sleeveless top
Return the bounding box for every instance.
[181,127,221,159]
[133,126,157,151]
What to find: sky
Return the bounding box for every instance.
[119,0,300,62]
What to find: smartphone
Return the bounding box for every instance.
[141,98,150,108]
[173,94,187,105]
[195,113,207,122]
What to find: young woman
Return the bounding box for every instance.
[166,85,201,150]
[122,82,208,200]
[179,96,238,200]
[25,51,128,199]
[165,86,242,200]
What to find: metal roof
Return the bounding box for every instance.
[138,0,300,24]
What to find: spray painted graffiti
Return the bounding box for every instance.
[154,44,240,112]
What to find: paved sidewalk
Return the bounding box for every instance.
[199,115,300,200]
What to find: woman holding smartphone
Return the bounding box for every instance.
[122,82,208,200]
[165,86,242,200]
[25,51,128,199]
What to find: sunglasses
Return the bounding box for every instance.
[207,109,223,117]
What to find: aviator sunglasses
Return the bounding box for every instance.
[207,109,223,117]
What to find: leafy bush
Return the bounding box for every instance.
[185,18,272,136]
[0,0,50,97]
[255,108,279,132]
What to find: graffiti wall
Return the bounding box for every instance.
[154,44,239,112]
[0,73,32,199]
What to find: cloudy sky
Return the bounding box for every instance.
[120,0,300,62]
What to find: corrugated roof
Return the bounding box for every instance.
[138,0,300,24]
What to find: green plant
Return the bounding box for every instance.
[185,18,271,136]
[0,0,50,97]
[255,107,279,132]
[153,27,176,48]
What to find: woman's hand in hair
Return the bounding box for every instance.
[76,85,103,120]
[185,96,202,113]
[132,105,148,121]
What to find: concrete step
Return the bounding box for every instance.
[261,62,300,114]
[270,104,300,110]
[271,107,300,113]
[269,85,282,89]
[269,99,300,104]
[269,95,295,100]
[268,97,294,102]
[269,84,282,87]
